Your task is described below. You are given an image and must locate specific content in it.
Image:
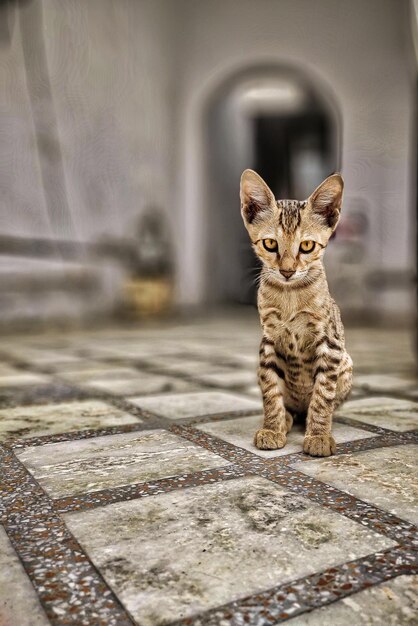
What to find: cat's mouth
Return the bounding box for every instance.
[265,269,310,285]
[280,270,308,283]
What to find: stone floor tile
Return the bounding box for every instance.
[0,364,29,376]
[64,476,393,626]
[91,344,189,360]
[192,369,257,389]
[336,396,418,431]
[52,359,127,373]
[354,357,411,369]
[242,385,262,398]
[353,373,417,393]
[17,429,229,497]
[128,391,261,419]
[227,354,259,368]
[197,415,374,457]
[84,373,199,396]
[285,575,418,625]
[346,388,368,399]
[5,348,83,367]
[0,526,50,626]
[293,444,418,524]
[146,359,234,378]
[0,372,51,388]
[59,366,145,384]
[0,399,140,442]
[58,363,200,396]
[1,322,416,626]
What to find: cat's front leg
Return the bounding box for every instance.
[254,337,291,450]
[303,340,339,457]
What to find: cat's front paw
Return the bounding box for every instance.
[303,434,336,457]
[254,429,286,450]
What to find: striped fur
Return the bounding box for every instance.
[240,170,352,457]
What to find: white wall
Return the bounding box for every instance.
[42,0,176,242]
[2,0,177,239]
[173,0,416,318]
[0,0,177,322]
[1,0,416,321]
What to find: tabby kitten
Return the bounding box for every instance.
[240,170,353,457]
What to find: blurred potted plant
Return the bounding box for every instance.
[124,207,174,317]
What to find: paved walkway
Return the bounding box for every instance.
[0,314,417,625]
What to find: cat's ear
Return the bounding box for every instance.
[240,169,275,226]
[308,173,344,230]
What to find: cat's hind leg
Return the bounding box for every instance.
[285,409,293,433]
[334,353,353,409]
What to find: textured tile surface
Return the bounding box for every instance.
[197,415,375,457]
[191,369,257,388]
[0,372,50,387]
[83,373,197,396]
[0,526,50,626]
[285,575,418,625]
[47,359,118,373]
[0,399,140,442]
[242,384,262,398]
[336,396,418,431]
[293,444,418,524]
[64,476,394,626]
[17,430,229,497]
[4,348,82,366]
[353,374,417,393]
[1,321,416,626]
[58,366,143,384]
[148,359,233,378]
[0,364,26,376]
[128,391,261,419]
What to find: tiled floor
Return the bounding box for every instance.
[0,312,417,625]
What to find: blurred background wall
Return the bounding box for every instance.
[0,0,417,327]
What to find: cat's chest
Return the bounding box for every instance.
[275,326,315,360]
[263,309,320,355]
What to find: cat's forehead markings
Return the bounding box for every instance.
[276,199,306,233]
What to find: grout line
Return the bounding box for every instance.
[6,408,263,450]
[5,411,415,450]
[261,465,417,545]
[171,408,262,425]
[168,545,418,626]
[3,427,417,625]
[275,430,418,466]
[333,415,398,434]
[53,465,246,514]
[10,420,163,450]
[170,426,418,544]
[18,424,415,546]
[0,345,417,624]
[333,414,417,435]
[0,444,136,626]
[170,424,417,467]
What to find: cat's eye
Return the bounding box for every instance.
[262,239,278,252]
[300,240,315,254]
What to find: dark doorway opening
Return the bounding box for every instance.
[253,112,333,199]
[205,68,340,307]
[241,108,335,304]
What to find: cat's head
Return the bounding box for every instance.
[240,169,344,286]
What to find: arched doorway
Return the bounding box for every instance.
[203,65,341,305]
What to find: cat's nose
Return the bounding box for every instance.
[279,269,295,279]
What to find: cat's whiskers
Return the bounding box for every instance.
[262,267,310,286]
